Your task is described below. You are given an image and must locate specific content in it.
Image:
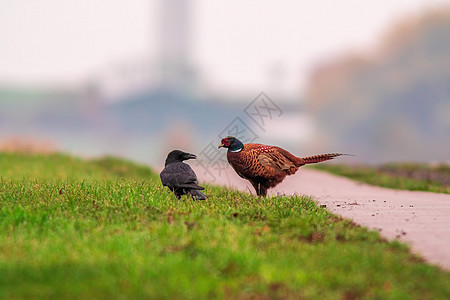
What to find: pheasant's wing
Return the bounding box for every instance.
[160,163,205,190]
[257,150,296,172]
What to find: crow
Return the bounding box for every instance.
[160,150,206,200]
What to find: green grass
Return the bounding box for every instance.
[312,163,450,194]
[0,153,449,299]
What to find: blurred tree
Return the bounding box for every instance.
[306,8,450,163]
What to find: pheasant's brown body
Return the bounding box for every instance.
[225,142,342,196]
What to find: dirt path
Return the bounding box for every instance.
[194,166,450,270]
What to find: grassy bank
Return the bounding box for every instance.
[0,153,448,299]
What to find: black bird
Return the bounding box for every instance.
[160,150,206,200]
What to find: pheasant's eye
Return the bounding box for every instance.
[223,139,231,146]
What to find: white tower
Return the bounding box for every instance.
[158,0,194,91]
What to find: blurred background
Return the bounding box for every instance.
[1,0,449,166]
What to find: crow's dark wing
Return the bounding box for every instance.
[160,162,204,190]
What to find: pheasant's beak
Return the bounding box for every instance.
[218,143,224,149]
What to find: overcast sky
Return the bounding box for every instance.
[1,0,449,95]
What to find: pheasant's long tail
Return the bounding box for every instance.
[296,153,347,166]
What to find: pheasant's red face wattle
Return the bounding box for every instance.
[222,139,231,147]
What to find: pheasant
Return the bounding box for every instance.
[218,136,345,197]
[160,150,206,200]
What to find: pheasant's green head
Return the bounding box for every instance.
[218,136,244,153]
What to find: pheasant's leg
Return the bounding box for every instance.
[250,181,268,197]
[250,181,259,196]
[259,185,268,197]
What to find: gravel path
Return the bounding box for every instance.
[194,166,450,270]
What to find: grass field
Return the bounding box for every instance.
[0,153,449,299]
[313,163,450,194]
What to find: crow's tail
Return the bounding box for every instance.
[189,189,207,200]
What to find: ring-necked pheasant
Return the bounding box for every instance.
[218,136,345,196]
[160,150,206,200]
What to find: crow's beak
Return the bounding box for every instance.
[218,143,224,149]
[184,153,197,160]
